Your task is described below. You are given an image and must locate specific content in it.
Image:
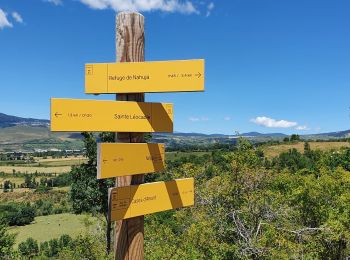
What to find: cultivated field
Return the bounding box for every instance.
[35,156,87,166]
[0,156,87,174]
[0,176,25,186]
[9,213,97,246]
[0,165,72,174]
[263,141,350,159]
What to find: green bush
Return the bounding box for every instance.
[0,221,16,259]
[18,238,39,258]
[0,203,35,226]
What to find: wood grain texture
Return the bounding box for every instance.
[114,12,145,260]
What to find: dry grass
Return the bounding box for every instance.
[0,156,87,171]
[0,188,67,203]
[0,166,71,174]
[263,141,350,159]
[35,155,85,161]
[0,176,24,186]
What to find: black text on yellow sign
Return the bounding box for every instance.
[109,178,194,221]
[50,98,173,132]
[97,143,165,179]
[85,59,204,94]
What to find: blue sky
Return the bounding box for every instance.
[0,0,349,135]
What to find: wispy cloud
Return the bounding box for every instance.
[43,0,63,6]
[189,116,209,122]
[12,12,23,23]
[206,2,214,17]
[223,116,231,121]
[79,0,199,14]
[251,116,297,128]
[0,9,13,29]
[295,125,310,131]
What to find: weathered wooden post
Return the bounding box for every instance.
[114,12,145,260]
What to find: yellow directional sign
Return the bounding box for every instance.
[97,143,165,179]
[50,98,173,132]
[109,178,194,221]
[85,59,204,94]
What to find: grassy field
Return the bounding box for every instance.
[166,151,210,161]
[9,213,97,246]
[263,141,350,159]
[0,165,71,174]
[36,156,87,166]
[0,176,25,186]
[0,156,86,174]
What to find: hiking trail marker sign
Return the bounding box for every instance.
[109,178,194,221]
[50,11,204,260]
[97,143,165,179]
[50,98,173,132]
[85,59,204,94]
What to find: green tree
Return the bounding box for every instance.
[18,238,39,258]
[0,203,35,226]
[48,238,59,257]
[24,175,36,189]
[59,234,73,249]
[70,132,114,219]
[283,137,290,142]
[304,141,311,156]
[3,180,11,192]
[40,241,50,257]
[0,221,16,259]
[290,134,300,142]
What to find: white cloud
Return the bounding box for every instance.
[189,117,200,122]
[79,0,199,14]
[206,2,214,17]
[44,0,63,6]
[251,116,297,128]
[224,116,231,121]
[189,116,209,122]
[295,125,310,131]
[12,12,23,23]
[0,9,13,29]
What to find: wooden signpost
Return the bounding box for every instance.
[85,59,204,94]
[97,143,165,179]
[109,178,194,221]
[50,98,173,132]
[50,11,204,260]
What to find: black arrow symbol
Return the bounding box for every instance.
[195,72,202,78]
[55,112,62,117]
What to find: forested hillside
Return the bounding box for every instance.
[2,134,349,259]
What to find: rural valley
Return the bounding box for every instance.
[1,113,350,258]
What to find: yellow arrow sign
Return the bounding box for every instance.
[85,59,204,94]
[109,178,194,221]
[97,143,165,179]
[50,98,173,132]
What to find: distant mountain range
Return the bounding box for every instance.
[1,112,349,138]
[155,132,287,138]
[0,112,348,152]
[0,113,49,128]
[314,129,350,138]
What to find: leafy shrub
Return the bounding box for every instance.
[0,203,35,226]
[0,221,16,259]
[18,238,39,258]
